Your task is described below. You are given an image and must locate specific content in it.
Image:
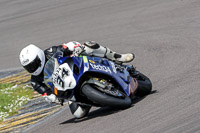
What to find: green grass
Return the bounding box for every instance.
[0,83,34,121]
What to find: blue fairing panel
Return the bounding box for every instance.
[57,56,131,96]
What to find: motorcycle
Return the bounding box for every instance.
[44,51,152,108]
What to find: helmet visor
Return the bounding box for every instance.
[24,56,42,73]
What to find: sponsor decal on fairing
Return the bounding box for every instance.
[89,63,112,73]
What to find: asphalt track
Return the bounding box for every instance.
[0,0,200,133]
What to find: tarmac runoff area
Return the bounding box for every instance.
[0,0,200,132]
[0,70,65,133]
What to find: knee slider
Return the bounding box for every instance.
[69,101,91,118]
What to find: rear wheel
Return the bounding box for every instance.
[82,84,132,108]
[135,73,152,97]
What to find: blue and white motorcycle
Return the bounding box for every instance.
[44,51,152,108]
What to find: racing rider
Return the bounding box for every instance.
[19,41,134,118]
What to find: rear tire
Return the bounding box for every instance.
[82,84,132,108]
[135,73,152,97]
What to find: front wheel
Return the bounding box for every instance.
[82,84,132,109]
[135,72,152,97]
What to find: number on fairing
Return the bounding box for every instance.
[61,68,70,78]
[56,75,64,88]
[53,63,76,91]
[53,67,69,88]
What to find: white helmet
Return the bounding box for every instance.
[19,44,45,76]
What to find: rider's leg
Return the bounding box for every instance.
[69,101,91,119]
[83,41,135,63]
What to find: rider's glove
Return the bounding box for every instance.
[42,93,58,103]
[62,41,85,56]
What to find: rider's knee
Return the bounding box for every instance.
[84,41,100,49]
[69,101,91,119]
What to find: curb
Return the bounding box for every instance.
[0,71,65,133]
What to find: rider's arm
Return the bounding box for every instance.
[62,42,85,56]
[44,45,73,59]
[31,75,52,95]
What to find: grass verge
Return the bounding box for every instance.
[0,83,34,121]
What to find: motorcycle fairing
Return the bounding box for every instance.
[57,56,135,96]
[52,63,76,91]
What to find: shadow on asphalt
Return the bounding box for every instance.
[60,90,158,124]
[132,90,158,105]
[59,106,122,124]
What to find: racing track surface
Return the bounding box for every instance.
[0,0,200,133]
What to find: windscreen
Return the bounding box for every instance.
[43,51,62,88]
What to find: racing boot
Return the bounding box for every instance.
[105,47,135,64]
[83,41,135,64]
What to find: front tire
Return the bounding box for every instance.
[135,73,152,97]
[82,84,132,108]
